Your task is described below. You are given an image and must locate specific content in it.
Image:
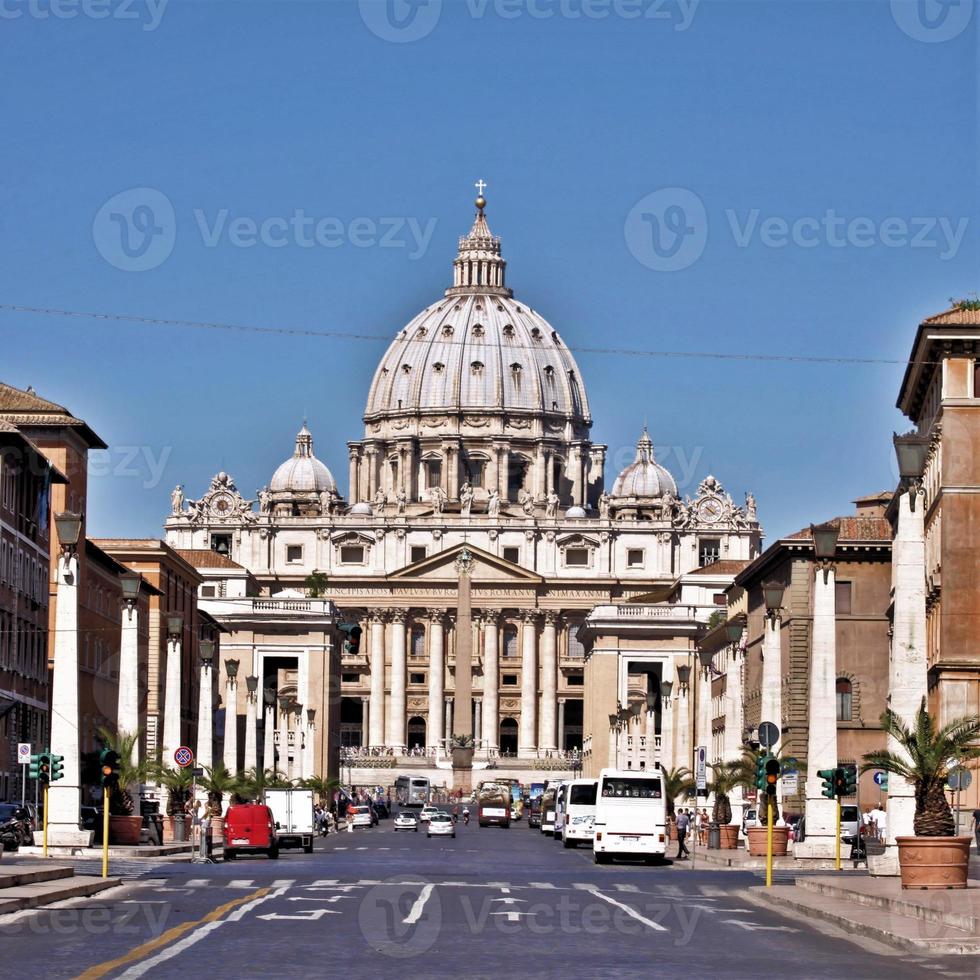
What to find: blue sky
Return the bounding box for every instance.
[1,0,976,542]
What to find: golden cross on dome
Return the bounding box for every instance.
[475,178,487,196]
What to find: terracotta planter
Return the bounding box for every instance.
[451,748,474,769]
[897,836,972,890]
[163,814,188,843]
[718,824,740,849]
[746,826,789,856]
[109,815,142,846]
[209,816,225,846]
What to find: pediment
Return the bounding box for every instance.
[389,543,542,583]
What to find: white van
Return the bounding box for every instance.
[592,767,667,865]
[552,782,569,839]
[561,779,598,848]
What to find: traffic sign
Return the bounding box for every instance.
[782,772,798,794]
[758,722,780,750]
[17,743,31,765]
[948,768,972,792]
[695,745,707,791]
[174,746,194,768]
[873,771,888,789]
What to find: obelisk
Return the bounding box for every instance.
[453,549,474,792]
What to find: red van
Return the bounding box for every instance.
[223,803,279,860]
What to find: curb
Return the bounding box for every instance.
[0,876,121,915]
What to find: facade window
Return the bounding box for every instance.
[210,534,231,556]
[836,678,853,721]
[410,545,427,564]
[565,547,590,568]
[286,545,303,563]
[698,538,720,567]
[713,593,727,605]
[409,672,426,685]
[425,458,442,488]
[502,674,519,686]
[411,624,426,658]
[627,548,644,568]
[975,358,980,398]
[566,628,585,659]
[200,585,216,598]
[341,673,360,683]
[835,581,852,615]
[567,673,584,686]
[467,458,486,487]
[340,545,365,564]
[503,546,520,564]
[503,626,518,657]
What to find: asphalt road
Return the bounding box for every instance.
[0,817,974,979]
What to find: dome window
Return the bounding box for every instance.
[472,324,485,338]
[543,365,555,382]
[442,325,454,337]
[510,363,522,377]
[415,327,427,339]
[433,362,445,374]
[471,361,485,376]
[531,327,542,341]
[402,364,412,374]
[552,331,561,344]
[502,324,515,338]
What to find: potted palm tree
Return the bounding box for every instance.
[157,765,194,842]
[199,763,239,845]
[236,767,292,803]
[662,767,694,839]
[862,699,980,889]
[707,760,743,849]
[97,727,152,845]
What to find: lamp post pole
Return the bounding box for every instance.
[223,659,240,774]
[117,572,142,765]
[243,676,259,774]
[263,688,276,775]
[196,640,215,774]
[761,581,786,812]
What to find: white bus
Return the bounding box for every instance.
[561,778,598,848]
[592,768,667,865]
[394,775,430,808]
[552,781,570,839]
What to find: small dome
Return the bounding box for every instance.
[349,502,373,516]
[611,429,677,499]
[565,506,587,519]
[269,424,337,494]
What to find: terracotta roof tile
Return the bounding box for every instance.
[0,383,70,413]
[0,383,106,448]
[922,305,980,326]
[175,549,245,570]
[786,516,892,542]
[687,560,751,576]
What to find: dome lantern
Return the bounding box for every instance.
[447,188,511,298]
[611,427,677,500]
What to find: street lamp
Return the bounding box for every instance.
[810,522,840,564]
[53,511,82,553]
[676,664,691,689]
[245,675,259,696]
[167,614,183,638]
[725,620,744,644]
[661,680,674,701]
[225,658,240,679]
[697,647,715,670]
[199,639,215,668]
[894,430,928,508]
[762,580,785,618]
[119,570,141,607]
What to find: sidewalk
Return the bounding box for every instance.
[17,842,195,860]
[0,863,120,915]
[690,843,843,872]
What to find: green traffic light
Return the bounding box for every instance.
[764,757,781,796]
[817,767,836,799]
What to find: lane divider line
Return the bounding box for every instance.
[586,888,669,933]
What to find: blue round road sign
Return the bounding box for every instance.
[174,746,194,768]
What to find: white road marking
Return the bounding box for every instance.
[614,883,640,893]
[304,885,362,892]
[572,883,593,890]
[310,879,339,886]
[586,889,669,933]
[288,896,346,903]
[257,908,340,921]
[490,897,526,904]
[271,879,296,888]
[529,881,556,889]
[227,880,255,889]
[403,883,435,925]
[500,886,511,894]
[490,911,533,922]
[721,919,800,932]
[184,879,208,888]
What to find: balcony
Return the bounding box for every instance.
[199,594,339,627]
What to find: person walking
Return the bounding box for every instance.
[972,807,980,853]
[675,808,691,860]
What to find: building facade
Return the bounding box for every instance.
[165,196,762,785]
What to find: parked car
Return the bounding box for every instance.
[393,811,419,832]
[427,812,456,839]
[223,803,279,860]
[419,805,440,824]
[741,807,760,837]
[350,805,375,829]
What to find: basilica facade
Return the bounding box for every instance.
[164,195,762,784]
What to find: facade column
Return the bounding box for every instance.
[534,446,547,499]
[722,633,746,829]
[46,547,89,845]
[243,676,258,773]
[646,706,658,766]
[675,673,691,776]
[196,653,214,772]
[874,486,928,874]
[162,621,183,767]
[760,613,783,808]
[539,611,559,751]
[474,699,482,746]
[348,446,361,504]
[797,565,839,859]
[519,611,539,757]
[304,710,316,779]
[660,693,674,773]
[360,696,370,748]
[427,610,445,750]
[481,610,500,750]
[366,448,378,500]
[497,445,510,500]
[263,694,276,774]
[223,662,239,773]
[608,721,619,770]
[696,660,712,764]
[369,611,387,747]
[279,697,292,780]
[292,705,305,780]
[558,698,566,752]
[387,610,407,752]
[117,599,140,763]
[444,697,452,740]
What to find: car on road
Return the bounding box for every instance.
[394,811,419,832]
[741,807,760,837]
[223,803,279,860]
[427,812,456,839]
[350,805,375,829]
[372,801,390,820]
[419,805,440,824]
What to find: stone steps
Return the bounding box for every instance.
[0,862,120,915]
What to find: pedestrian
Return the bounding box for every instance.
[346,802,356,833]
[187,799,202,847]
[675,808,691,859]
[694,807,703,847]
[872,804,887,842]
[972,807,980,853]
[700,808,710,846]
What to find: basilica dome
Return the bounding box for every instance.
[269,424,337,494]
[364,199,591,425]
[611,429,677,499]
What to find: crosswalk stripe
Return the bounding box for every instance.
[614,884,639,893]
[271,879,296,888]
[528,882,556,889]
[571,883,593,890]
[697,885,728,898]
[227,880,255,889]
[184,879,208,888]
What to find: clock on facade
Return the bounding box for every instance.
[696,497,723,522]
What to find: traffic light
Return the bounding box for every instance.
[833,767,848,798]
[100,749,120,789]
[50,753,65,782]
[339,623,362,656]
[764,757,781,797]
[818,768,837,799]
[755,752,770,791]
[841,763,857,797]
[36,751,51,785]
[28,753,43,780]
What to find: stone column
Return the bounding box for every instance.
[304,710,316,779]
[369,611,387,747]
[117,600,140,763]
[539,611,559,751]
[558,698,566,752]
[696,661,712,764]
[243,678,258,774]
[46,550,90,845]
[474,699,482,745]
[263,696,276,774]
[223,663,239,773]
[607,721,619,770]
[162,628,183,766]
[427,610,445,750]
[646,707,658,767]
[660,693,674,773]
[360,696,370,748]
[292,705,305,779]
[481,610,500,750]
[722,634,746,829]
[519,611,539,757]
[675,676,691,777]
[797,566,839,859]
[453,551,474,739]
[760,613,783,808]
[196,656,214,772]
[348,446,360,504]
[873,487,928,875]
[279,697,292,780]
[497,446,510,500]
[444,697,452,740]
[387,610,407,751]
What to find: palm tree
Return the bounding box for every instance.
[156,765,195,817]
[199,763,240,816]
[236,767,292,803]
[707,760,741,825]
[299,774,340,804]
[97,727,154,816]
[862,699,980,837]
[661,767,695,819]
